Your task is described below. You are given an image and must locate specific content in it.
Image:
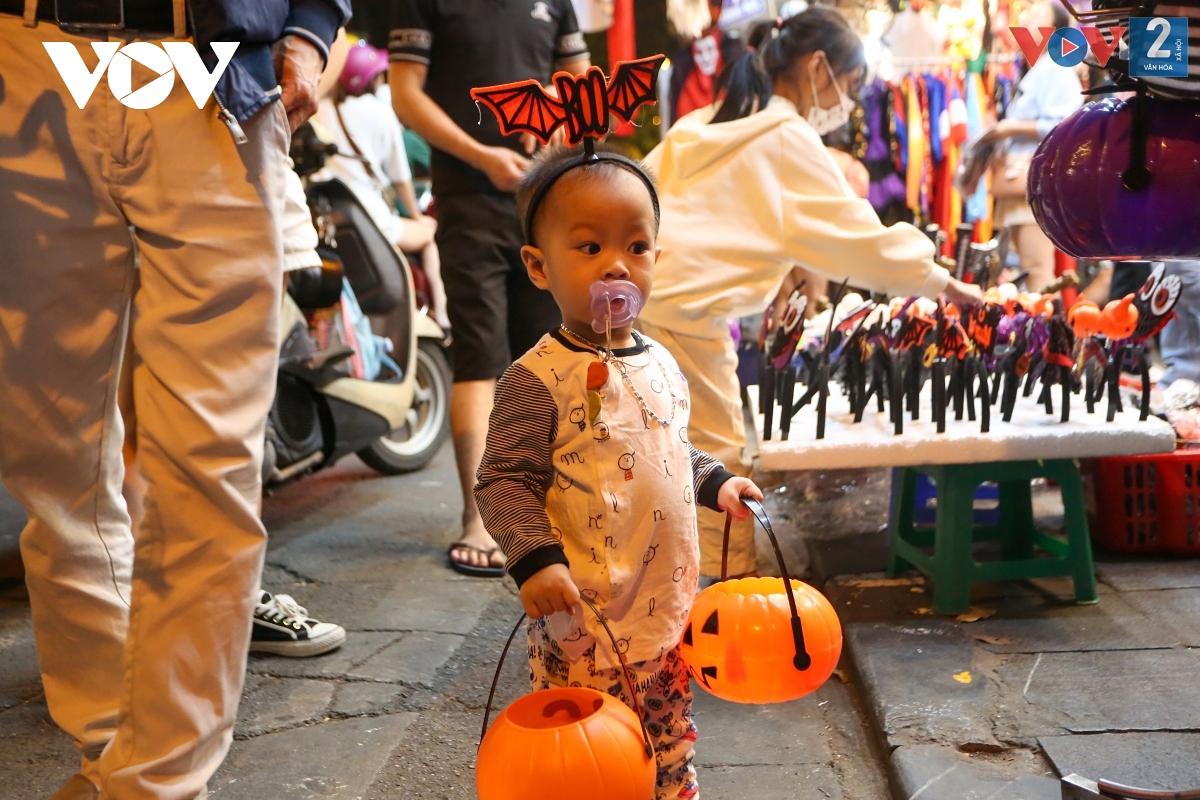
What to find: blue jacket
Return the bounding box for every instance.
[193,0,352,139]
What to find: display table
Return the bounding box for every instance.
[749,388,1176,472]
[747,387,1176,614]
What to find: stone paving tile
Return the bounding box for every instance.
[209,713,418,799]
[0,606,40,710]
[962,592,1178,654]
[0,698,78,797]
[328,681,412,718]
[1040,732,1200,792]
[261,571,506,636]
[845,620,998,748]
[349,632,466,687]
[351,576,506,634]
[236,675,335,737]
[702,764,847,799]
[1096,560,1200,592]
[890,744,1059,800]
[1005,649,1200,733]
[1120,588,1200,646]
[692,690,830,767]
[246,631,404,680]
[364,709,482,800]
[267,531,444,585]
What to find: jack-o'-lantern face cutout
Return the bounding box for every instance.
[680,577,842,705]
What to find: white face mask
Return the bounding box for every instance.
[805,57,855,135]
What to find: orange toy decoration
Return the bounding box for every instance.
[476,687,655,800]
[1068,300,1102,338]
[681,499,842,705]
[1100,294,1139,340]
[477,598,656,800]
[470,55,666,151]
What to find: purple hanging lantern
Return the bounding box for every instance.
[1027,95,1200,260]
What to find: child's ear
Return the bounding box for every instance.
[654,245,662,264]
[522,245,551,290]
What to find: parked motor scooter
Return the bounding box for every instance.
[263,123,451,486]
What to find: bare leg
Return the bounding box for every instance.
[420,241,450,330]
[449,378,504,569]
[1082,263,1113,305]
[1013,223,1058,293]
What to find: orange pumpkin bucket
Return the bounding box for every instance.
[477,599,657,800]
[681,498,843,704]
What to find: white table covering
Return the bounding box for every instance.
[747,385,1176,472]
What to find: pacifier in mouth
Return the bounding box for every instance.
[590,280,644,334]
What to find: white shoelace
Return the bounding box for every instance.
[268,593,309,623]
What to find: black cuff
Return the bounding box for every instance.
[697,468,737,512]
[508,545,570,588]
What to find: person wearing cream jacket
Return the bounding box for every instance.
[639,7,982,580]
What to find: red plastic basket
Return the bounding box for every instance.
[1091,449,1200,555]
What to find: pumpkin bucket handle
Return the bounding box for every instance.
[721,497,813,671]
[479,597,657,760]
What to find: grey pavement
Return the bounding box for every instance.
[0,447,889,799]
[804,468,1200,800]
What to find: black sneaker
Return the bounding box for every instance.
[250,591,346,657]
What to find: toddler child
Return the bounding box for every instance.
[474,145,762,800]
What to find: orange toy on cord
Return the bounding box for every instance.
[1100,294,1139,340]
[476,598,656,800]
[1068,300,1102,338]
[680,499,843,705]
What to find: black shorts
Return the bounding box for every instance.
[436,193,561,382]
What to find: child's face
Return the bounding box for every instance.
[521,167,659,342]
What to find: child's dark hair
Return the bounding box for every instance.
[516,144,661,247]
[711,6,866,124]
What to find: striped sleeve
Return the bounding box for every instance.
[689,441,735,512]
[553,0,589,63]
[474,363,566,586]
[387,0,435,65]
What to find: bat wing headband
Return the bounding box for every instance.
[470,55,666,245]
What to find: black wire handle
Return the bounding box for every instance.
[479,597,656,760]
[719,497,812,671]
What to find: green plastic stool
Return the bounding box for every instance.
[887,459,1099,615]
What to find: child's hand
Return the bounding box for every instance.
[519,564,581,619]
[718,477,765,521]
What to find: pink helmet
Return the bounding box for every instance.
[339,42,388,95]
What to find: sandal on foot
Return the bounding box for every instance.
[447,542,506,577]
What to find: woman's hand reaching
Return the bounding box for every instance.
[944,277,984,308]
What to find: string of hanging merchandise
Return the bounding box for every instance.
[886,52,1021,67]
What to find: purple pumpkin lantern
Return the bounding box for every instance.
[1027,96,1200,260]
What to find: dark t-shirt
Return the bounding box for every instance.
[387,0,589,196]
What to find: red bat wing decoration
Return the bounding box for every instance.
[471,55,666,147]
[469,79,568,144]
[606,55,667,123]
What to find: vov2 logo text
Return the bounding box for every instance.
[43,41,239,110]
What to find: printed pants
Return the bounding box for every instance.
[529,620,700,799]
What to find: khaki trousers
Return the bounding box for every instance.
[637,321,755,577]
[0,16,286,800]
